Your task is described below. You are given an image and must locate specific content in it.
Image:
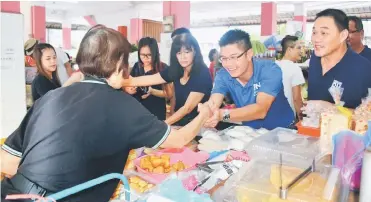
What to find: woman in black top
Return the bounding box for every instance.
[128,37,173,120]
[31,43,61,101]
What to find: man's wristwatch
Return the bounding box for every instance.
[222,109,231,122]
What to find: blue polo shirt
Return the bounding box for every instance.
[360,45,371,63]
[212,59,294,130]
[308,48,371,109]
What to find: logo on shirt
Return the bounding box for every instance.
[329,80,344,103]
[331,80,343,89]
[253,82,261,96]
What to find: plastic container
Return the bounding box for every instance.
[113,171,159,202]
[246,128,321,165]
[222,159,341,202]
[134,147,209,183]
[296,121,321,137]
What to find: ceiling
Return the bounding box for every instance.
[41,1,371,27]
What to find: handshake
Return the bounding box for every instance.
[197,101,222,128]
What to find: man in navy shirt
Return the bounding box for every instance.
[308,9,371,109]
[348,16,371,63]
[204,29,294,130]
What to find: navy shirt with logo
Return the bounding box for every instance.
[360,45,371,63]
[308,48,371,109]
[211,59,294,130]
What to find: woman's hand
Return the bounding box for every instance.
[197,102,212,119]
[63,71,84,87]
[141,87,152,99]
[141,93,150,99]
[122,75,133,87]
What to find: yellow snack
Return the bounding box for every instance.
[236,165,334,202]
[129,176,140,184]
[138,180,148,188]
[163,159,170,169]
[164,167,171,173]
[172,161,186,171]
[151,158,163,167]
[124,149,137,170]
[153,166,165,174]
[270,165,314,191]
[129,176,155,193]
[160,154,170,161]
[130,183,141,193]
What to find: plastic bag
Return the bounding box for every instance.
[301,101,337,128]
[352,88,371,135]
[152,173,213,202]
[332,122,371,199]
[328,81,344,106]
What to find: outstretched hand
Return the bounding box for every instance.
[197,102,213,120]
[203,101,221,128]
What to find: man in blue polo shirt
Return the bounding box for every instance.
[308,9,371,109]
[204,29,294,130]
[348,16,371,63]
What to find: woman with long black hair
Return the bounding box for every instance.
[127,37,173,120]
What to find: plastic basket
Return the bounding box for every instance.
[5,173,133,202]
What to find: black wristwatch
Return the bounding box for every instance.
[222,109,231,121]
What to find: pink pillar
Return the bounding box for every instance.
[293,3,307,37]
[1,1,20,13]
[163,1,190,29]
[130,18,143,44]
[84,15,97,26]
[31,6,46,42]
[261,2,277,36]
[62,24,71,50]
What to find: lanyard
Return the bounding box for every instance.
[80,74,107,85]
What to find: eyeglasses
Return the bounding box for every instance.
[219,49,248,64]
[140,54,152,59]
[349,30,360,34]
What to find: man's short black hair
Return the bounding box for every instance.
[281,35,298,56]
[208,49,218,62]
[219,29,252,51]
[171,27,191,38]
[348,16,363,31]
[315,9,349,31]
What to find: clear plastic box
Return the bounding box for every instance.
[113,171,159,202]
[246,128,322,165]
[222,158,341,202]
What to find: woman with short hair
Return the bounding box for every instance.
[1,26,211,201]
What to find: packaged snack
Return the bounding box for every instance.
[352,90,371,135]
[319,84,353,154]
[124,149,138,171]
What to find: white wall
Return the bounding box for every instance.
[1,13,27,138]
[94,12,131,41]
[20,1,32,42]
